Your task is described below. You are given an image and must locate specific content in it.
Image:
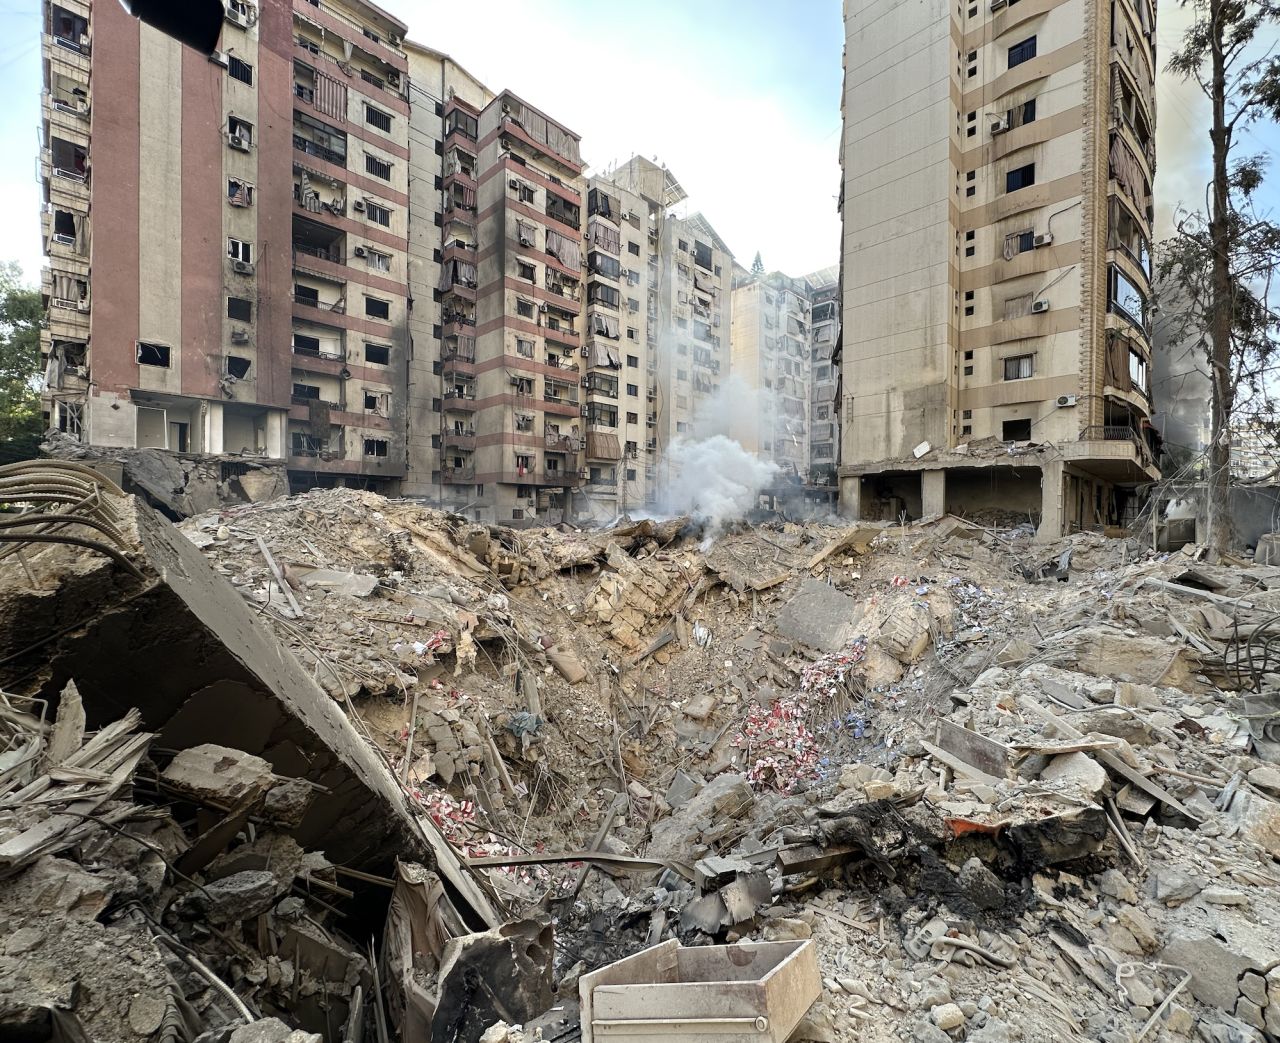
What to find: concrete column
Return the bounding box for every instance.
[921,469,946,518]
[838,476,862,519]
[203,401,223,454]
[1037,460,1065,541]
[265,410,286,460]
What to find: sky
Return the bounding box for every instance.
[0,0,1277,287]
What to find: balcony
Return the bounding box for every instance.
[442,466,475,483]
[543,388,579,407]
[443,239,476,263]
[543,322,579,348]
[294,292,345,314]
[293,134,345,167]
[443,389,478,412]
[443,430,476,450]
[545,432,580,453]
[441,339,476,363]
[1079,425,1156,471]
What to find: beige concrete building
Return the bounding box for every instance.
[806,266,840,486]
[39,0,415,493]
[840,0,1158,533]
[729,269,813,478]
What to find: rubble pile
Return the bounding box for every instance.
[7,474,1280,1042]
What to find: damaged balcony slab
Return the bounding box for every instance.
[0,490,497,928]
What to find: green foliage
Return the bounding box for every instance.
[0,262,45,464]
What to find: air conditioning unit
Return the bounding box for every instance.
[224,7,249,28]
[990,0,1007,9]
[509,178,520,189]
[990,115,1009,135]
[1056,394,1078,408]
[353,200,366,212]
[227,133,250,152]
[388,33,401,46]
[1033,232,1053,248]
[76,299,90,312]
[580,346,590,357]
[232,259,255,275]
[354,246,367,257]
[210,50,229,68]
[231,329,250,344]
[1031,298,1050,313]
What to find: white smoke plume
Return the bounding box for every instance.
[654,375,780,537]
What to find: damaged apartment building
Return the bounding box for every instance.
[39,1,743,525]
[839,0,1158,533]
[40,0,413,496]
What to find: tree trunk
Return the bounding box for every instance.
[1205,0,1234,556]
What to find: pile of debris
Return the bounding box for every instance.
[8,469,1280,1043]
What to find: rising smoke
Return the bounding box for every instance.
[654,375,780,536]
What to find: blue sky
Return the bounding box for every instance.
[1,0,1276,286]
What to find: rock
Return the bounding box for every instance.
[774,580,864,653]
[967,1020,1011,1043]
[3,927,42,955]
[1248,765,1280,793]
[1098,868,1138,904]
[958,857,1005,910]
[931,1002,965,1031]
[128,994,167,1036]
[1235,997,1265,1031]
[1164,1004,1195,1036]
[1201,888,1249,907]
[912,1023,953,1043]
[763,917,812,941]
[1161,931,1259,1011]
[1116,908,1159,952]
[863,779,897,801]
[178,870,283,924]
[918,976,951,1008]
[665,770,703,808]
[162,744,275,804]
[1226,790,1280,856]
[1039,752,1108,798]
[1150,868,1203,905]
[1239,971,1268,1007]
[228,1019,321,1043]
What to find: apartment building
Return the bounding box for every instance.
[579,176,656,519]
[806,267,840,486]
[39,0,413,493]
[840,0,1158,534]
[729,270,813,479]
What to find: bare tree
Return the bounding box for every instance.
[1161,0,1280,554]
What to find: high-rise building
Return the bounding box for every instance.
[806,266,840,486]
[839,0,1158,533]
[40,0,415,493]
[728,269,812,479]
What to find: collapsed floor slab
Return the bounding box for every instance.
[0,489,497,928]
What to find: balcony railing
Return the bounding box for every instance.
[53,34,87,55]
[292,343,344,361]
[442,466,475,483]
[1080,425,1155,470]
[545,433,580,452]
[544,390,579,406]
[442,342,476,363]
[443,431,476,450]
[293,135,345,166]
[294,294,345,313]
[293,243,344,266]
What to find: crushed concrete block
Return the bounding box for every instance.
[178,870,285,924]
[1161,931,1260,1011]
[1202,888,1249,907]
[162,744,276,805]
[1116,907,1159,952]
[229,1019,321,1043]
[1098,868,1138,904]
[665,770,703,809]
[773,580,862,653]
[762,917,812,941]
[1039,752,1108,799]
[1226,790,1280,856]
[1248,765,1280,793]
[1150,869,1203,905]
[931,1002,965,1030]
[958,857,1005,910]
[1239,972,1268,1007]
[128,994,168,1036]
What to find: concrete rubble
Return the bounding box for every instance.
[4,472,1280,1041]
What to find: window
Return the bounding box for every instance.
[517,260,535,281]
[1007,36,1037,68]
[293,382,320,399]
[628,241,640,256]
[627,411,639,424]
[226,356,251,379]
[1130,350,1149,392]
[365,201,391,226]
[589,252,621,279]
[365,296,390,320]
[57,400,83,439]
[964,350,974,360]
[589,283,621,308]
[227,238,252,263]
[626,468,637,481]
[518,183,536,204]
[365,153,392,180]
[1004,354,1035,380]
[1011,98,1037,127]
[964,229,976,257]
[364,438,389,457]
[516,337,534,357]
[365,105,392,132]
[137,342,170,367]
[1005,163,1036,192]
[627,355,639,368]
[227,179,254,207]
[364,392,379,411]
[627,298,640,312]
[627,328,637,341]
[365,343,390,365]
[295,284,319,305]
[227,296,252,321]
[366,249,391,273]
[1006,229,1035,255]
[1109,266,1147,327]
[677,369,688,381]
[228,57,253,85]
[517,299,534,318]
[1004,294,1033,320]
[677,239,688,251]
[627,383,638,397]
[1002,418,1032,441]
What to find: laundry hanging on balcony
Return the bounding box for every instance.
[590,314,620,340]
[438,259,477,291]
[589,340,621,369]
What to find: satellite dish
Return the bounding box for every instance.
[118,0,223,56]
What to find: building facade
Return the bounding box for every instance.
[40,0,414,493]
[840,0,1158,534]
[806,266,840,485]
[729,270,812,479]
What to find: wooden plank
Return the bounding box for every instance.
[919,740,1005,789]
[936,719,1012,779]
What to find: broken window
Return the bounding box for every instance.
[364,343,390,365]
[363,438,389,457]
[137,342,171,367]
[366,249,391,273]
[57,400,83,438]
[1002,418,1032,441]
[226,356,251,379]
[50,137,87,179]
[228,179,254,207]
[364,296,390,320]
[229,116,253,144]
[517,260,535,281]
[1005,229,1035,257]
[292,383,321,400]
[228,238,253,263]
[228,297,252,321]
[517,300,534,319]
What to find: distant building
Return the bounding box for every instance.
[1231,422,1280,483]
[806,266,840,485]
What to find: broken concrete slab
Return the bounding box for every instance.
[162,744,276,806]
[773,580,862,653]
